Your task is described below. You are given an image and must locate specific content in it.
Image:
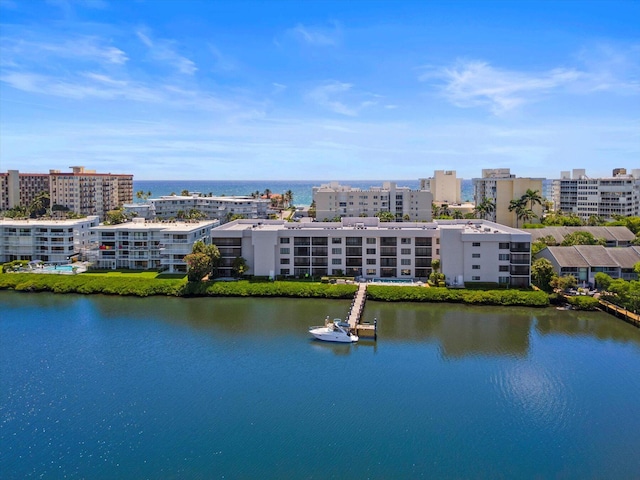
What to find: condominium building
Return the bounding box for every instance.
[210,217,531,287]
[552,168,640,220]
[419,170,462,204]
[0,216,99,263]
[473,169,544,227]
[0,167,134,219]
[49,166,133,219]
[0,170,50,211]
[91,218,218,272]
[133,194,271,222]
[312,182,433,222]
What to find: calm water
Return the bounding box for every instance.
[2,291,640,479]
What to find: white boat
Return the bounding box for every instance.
[309,317,358,343]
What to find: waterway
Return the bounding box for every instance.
[1,291,640,479]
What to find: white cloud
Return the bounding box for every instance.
[307,81,379,117]
[421,60,583,114]
[287,23,340,46]
[136,29,197,75]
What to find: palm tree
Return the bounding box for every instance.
[263,188,272,199]
[508,198,536,228]
[474,198,495,220]
[285,189,294,208]
[522,189,543,212]
[431,203,439,219]
[452,209,463,219]
[439,204,451,217]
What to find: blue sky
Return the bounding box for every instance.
[0,0,638,180]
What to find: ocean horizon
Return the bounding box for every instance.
[134,179,477,207]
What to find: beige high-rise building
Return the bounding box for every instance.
[49,166,133,219]
[1,166,133,219]
[419,170,461,204]
[473,169,544,228]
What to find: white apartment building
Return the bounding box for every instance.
[473,169,544,227]
[419,170,462,204]
[0,216,99,263]
[552,168,640,220]
[91,218,218,272]
[0,170,50,211]
[50,166,133,219]
[210,217,531,287]
[136,194,271,222]
[312,182,433,222]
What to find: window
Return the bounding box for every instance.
[472,253,480,258]
[401,248,411,255]
[366,248,376,255]
[499,254,510,261]
[366,269,376,275]
[280,247,290,254]
[472,265,480,270]
[472,276,481,281]
[401,269,411,276]
[280,258,290,264]
[366,238,376,244]
[332,259,341,265]
[472,242,481,247]
[332,248,342,255]
[499,265,509,272]
[499,276,510,284]
[401,259,411,265]
[280,268,290,275]
[499,242,510,249]
[366,258,376,265]
[332,238,342,244]
[401,238,411,244]
[280,238,290,244]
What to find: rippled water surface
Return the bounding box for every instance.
[1,291,640,479]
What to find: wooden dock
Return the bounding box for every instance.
[347,283,377,339]
[599,299,640,328]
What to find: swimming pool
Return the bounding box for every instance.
[41,265,75,272]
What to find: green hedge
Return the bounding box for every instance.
[567,295,600,310]
[367,285,549,307]
[0,274,357,299]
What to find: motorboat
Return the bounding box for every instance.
[309,317,358,343]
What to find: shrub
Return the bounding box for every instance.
[567,296,600,310]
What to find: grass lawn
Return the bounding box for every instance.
[80,270,187,280]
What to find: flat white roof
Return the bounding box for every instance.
[0,216,99,227]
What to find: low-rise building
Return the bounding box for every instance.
[528,226,636,247]
[210,217,531,286]
[537,245,640,285]
[0,216,99,263]
[90,218,218,272]
[132,194,271,222]
[312,181,432,221]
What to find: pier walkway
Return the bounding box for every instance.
[599,299,640,328]
[347,283,377,339]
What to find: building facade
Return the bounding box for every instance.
[552,168,640,220]
[473,169,544,227]
[312,182,433,222]
[49,166,133,219]
[90,218,218,272]
[537,245,640,285]
[419,170,462,204]
[210,217,531,286]
[0,216,99,263]
[133,194,271,222]
[1,167,133,219]
[0,170,51,211]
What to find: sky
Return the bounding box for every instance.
[0,0,638,181]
